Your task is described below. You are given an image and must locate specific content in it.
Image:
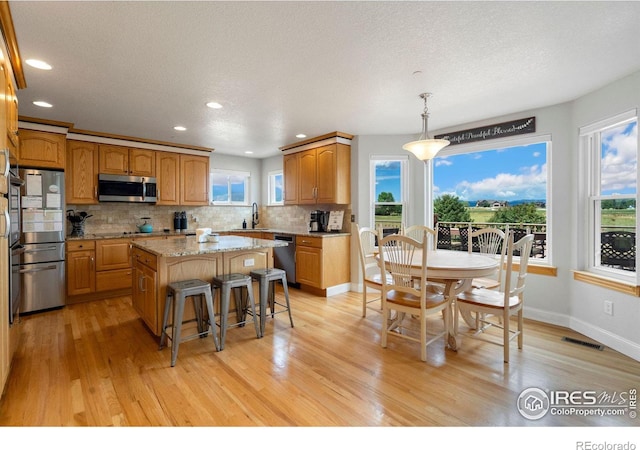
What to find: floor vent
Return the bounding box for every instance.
[562,336,605,351]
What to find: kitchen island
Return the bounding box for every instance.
[131,234,287,336]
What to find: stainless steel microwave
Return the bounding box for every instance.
[98,174,157,203]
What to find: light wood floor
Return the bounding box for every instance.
[1,287,639,427]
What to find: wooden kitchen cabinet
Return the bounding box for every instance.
[180,154,209,205]
[295,235,350,293]
[156,151,180,205]
[283,152,299,205]
[95,239,132,292]
[132,247,158,331]
[66,140,99,204]
[283,140,351,205]
[18,129,66,169]
[66,240,96,296]
[5,65,17,153]
[99,144,155,177]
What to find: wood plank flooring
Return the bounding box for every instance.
[1,288,639,427]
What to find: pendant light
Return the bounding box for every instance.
[403,92,450,160]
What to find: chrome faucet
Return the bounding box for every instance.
[251,202,259,229]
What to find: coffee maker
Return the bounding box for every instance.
[309,210,329,232]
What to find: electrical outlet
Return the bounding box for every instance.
[243,258,255,267]
[604,300,614,316]
[351,214,355,222]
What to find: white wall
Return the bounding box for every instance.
[351,70,640,360]
[569,71,640,360]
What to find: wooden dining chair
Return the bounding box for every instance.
[455,232,534,363]
[403,225,437,250]
[468,227,506,290]
[356,224,391,317]
[378,230,449,362]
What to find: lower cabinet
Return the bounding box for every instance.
[66,240,96,296]
[132,250,157,332]
[66,238,133,301]
[295,235,350,292]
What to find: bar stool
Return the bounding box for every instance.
[212,273,261,350]
[159,279,220,367]
[250,268,294,336]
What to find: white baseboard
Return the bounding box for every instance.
[326,283,351,297]
[569,317,640,362]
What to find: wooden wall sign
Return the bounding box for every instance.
[435,117,536,146]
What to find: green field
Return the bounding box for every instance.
[376,207,635,229]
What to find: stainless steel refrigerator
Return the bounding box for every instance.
[19,168,65,314]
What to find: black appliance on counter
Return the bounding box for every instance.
[309,210,329,232]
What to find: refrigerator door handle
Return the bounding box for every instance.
[19,264,58,274]
[1,208,8,238]
[24,246,59,253]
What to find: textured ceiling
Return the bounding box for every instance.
[9,1,640,158]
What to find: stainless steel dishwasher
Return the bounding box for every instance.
[273,234,298,287]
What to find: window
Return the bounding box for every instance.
[433,137,550,261]
[371,157,408,233]
[580,111,638,280]
[210,169,250,205]
[268,170,283,205]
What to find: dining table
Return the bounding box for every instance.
[377,249,499,350]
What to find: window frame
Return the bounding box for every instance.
[370,155,408,229]
[210,169,250,206]
[268,170,284,206]
[431,134,552,264]
[579,109,638,283]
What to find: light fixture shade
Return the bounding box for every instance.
[403,92,450,160]
[402,138,450,160]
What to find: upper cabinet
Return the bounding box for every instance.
[281,132,352,205]
[156,152,180,205]
[5,68,17,153]
[18,129,66,169]
[66,140,99,204]
[180,154,209,205]
[98,144,155,177]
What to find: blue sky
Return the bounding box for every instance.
[374,143,549,203]
[601,120,637,196]
[433,143,548,202]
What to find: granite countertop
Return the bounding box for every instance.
[67,228,350,241]
[132,234,287,257]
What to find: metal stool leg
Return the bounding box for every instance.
[280,275,294,328]
[258,276,269,336]
[219,283,231,350]
[203,288,220,351]
[245,282,261,339]
[171,291,187,367]
[159,291,173,350]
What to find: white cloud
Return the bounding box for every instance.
[533,152,540,157]
[443,163,547,201]
[601,122,637,193]
[435,159,453,167]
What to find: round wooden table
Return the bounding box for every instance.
[378,249,499,350]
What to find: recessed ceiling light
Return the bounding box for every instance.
[206,102,223,109]
[173,126,186,131]
[26,59,52,70]
[244,151,253,154]
[296,134,307,139]
[33,101,52,108]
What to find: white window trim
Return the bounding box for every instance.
[210,169,250,205]
[370,155,408,228]
[268,170,284,206]
[579,109,638,284]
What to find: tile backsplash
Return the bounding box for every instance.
[66,203,352,235]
